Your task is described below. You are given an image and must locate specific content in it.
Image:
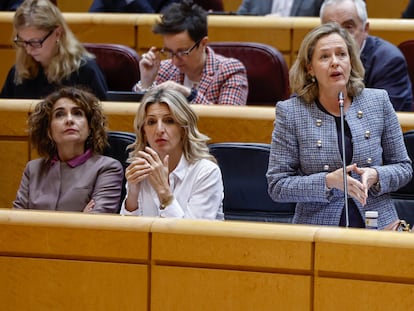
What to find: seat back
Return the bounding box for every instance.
[83,43,140,92]
[103,131,136,212]
[398,40,414,104]
[209,42,290,106]
[391,130,414,227]
[208,142,296,223]
[193,0,224,11]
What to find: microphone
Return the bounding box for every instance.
[339,91,349,227]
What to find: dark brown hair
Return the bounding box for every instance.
[29,86,108,159]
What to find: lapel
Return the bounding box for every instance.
[360,36,374,79]
[197,47,219,93]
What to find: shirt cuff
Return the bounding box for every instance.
[159,199,184,218]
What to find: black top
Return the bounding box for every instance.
[316,99,365,228]
[0,58,108,100]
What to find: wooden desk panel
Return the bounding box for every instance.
[366,0,408,18]
[151,265,312,311]
[223,0,242,13]
[369,19,414,47]
[0,257,148,311]
[315,227,414,281]
[65,13,137,46]
[58,0,94,12]
[0,141,28,208]
[0,210,152,262]
[0,12,14,42]
[135,14,161,55]
[0,49,16,89]
[315,278,414,311]
[0,99,32,136]
[151,218,316,271]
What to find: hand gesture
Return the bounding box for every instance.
[139,46,161,88]
[137,146,170,194]
[125,156,152,187]
[326,163,369,206]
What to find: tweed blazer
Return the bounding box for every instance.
[237,0,323,16]
[156,46,248,105]
[266,88,413,229]
[13,155,123,213]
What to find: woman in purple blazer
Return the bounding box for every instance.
[13,87,123,213]
[266,23,412,229]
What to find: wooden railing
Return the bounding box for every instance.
[1,208,414,310]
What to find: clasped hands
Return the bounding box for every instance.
[326,163,379,206]
[125,146,170,193]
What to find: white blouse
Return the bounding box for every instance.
[120,155,224,220]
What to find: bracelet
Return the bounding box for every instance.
[160,194,174,210]
[135,80,156,92]
[186,87,198,102]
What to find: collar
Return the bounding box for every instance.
[50,148,93,168]
[169,154,189,183]
[203,46,217,76]
[360,39,367,54]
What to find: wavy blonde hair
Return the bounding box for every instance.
[289,22,365,104]
[128,88,216,164]
[13,0,93,84]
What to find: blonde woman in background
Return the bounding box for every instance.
[1,0,107,99]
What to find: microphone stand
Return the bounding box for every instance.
[339,91,349,227]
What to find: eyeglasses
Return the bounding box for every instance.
[14,30,54,49]
[160,38,202,59]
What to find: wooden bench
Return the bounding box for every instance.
[1,208,414,310]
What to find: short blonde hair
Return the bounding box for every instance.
[128,87,216,164]
[289,22,365,104]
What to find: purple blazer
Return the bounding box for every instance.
[13,155,123,213]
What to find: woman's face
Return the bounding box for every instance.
[162,31,206,77]
[307,33,351,96]
[16,26,60,66]
[143,102,184,159]
[50,97,90,152]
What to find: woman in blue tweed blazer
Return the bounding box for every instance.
[266,23,413,229]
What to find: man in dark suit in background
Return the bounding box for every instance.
[320,0,413,111]
[237,0,323,17]
[89,0,179,13]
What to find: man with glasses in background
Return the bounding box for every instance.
[320,0,413,111]
[134,0,248,105]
